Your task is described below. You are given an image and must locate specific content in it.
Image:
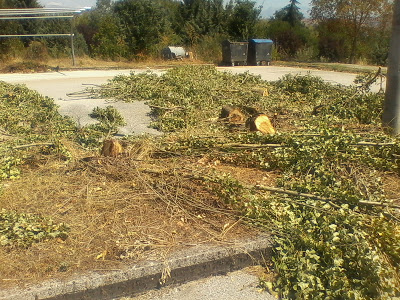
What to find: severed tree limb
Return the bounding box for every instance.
[148,104,185,110]
[13,142,55,150]
[359,67,384,91]
[353,141,396,146]
[159,140,398,155]
[214,141,394,150]
[252,185,400,210]
[140,168,400,212]
[220,143,282,149]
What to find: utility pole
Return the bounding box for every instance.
[383,0,400,135]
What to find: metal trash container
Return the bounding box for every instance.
[248,39,273,66]
[221,40,248,66]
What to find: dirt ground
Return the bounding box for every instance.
[0,148,263,289]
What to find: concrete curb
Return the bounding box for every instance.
[0,234,272,300]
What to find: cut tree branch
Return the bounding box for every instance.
[251,185,400,210]
[13,142,55,149]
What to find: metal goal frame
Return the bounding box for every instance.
[0,7,90,65]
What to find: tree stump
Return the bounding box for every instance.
[246,114,276,134]
[101,139,123,157]
[219,105,246,124]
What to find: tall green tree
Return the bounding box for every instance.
[315,19,349,61]
[92,14,128,59]
[96,0,112,11]
[268,0,313,58]
[114,0,169,56]
[227,0,261,40]
[76,3,117,57]
[311,0,391,63]
[3,0,40,8]
[179,0,228,45]
[0,0,42,56]
[274,0,303,26]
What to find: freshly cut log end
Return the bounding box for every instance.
[247,114,276,134]
[101,139,123,157]
[219,105,246,124]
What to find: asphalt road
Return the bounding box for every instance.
[0,69,162,136]
[0,65,384,136]
[123,268,276,300]
[219,65,385,93]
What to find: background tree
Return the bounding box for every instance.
[113,0,169,57]
[253,18,269,38]
[76,0,126,60]
[0,0,41,59]
[92,14,128,60]
[311,0,391,63]
[178,0,228,45]
[365,0,393,65]
[274,0,303,26]
[267,0,314,59]
[227,0,261,40]
[315,19,349,61]
[3,0,40,8]
[75,0,115,56]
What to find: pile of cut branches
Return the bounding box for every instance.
[0,82,79,249]
[0,66,399,299]
[88,66,400,299]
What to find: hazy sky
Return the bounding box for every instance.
[38,0,311,18]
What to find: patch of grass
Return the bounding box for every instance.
[1,61,52,73]
[0,154,251,286]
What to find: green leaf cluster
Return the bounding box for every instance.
[0,209,69,248]
[0,82,80,179]
[89,105,126,135]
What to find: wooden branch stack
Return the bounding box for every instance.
[219,105,275,134]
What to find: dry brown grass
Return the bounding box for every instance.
[382,173,400,205]
[0,141,258,288]
[0,56,208,73]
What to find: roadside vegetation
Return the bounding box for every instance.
[0,0,392,66]
[0,65,399,299]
